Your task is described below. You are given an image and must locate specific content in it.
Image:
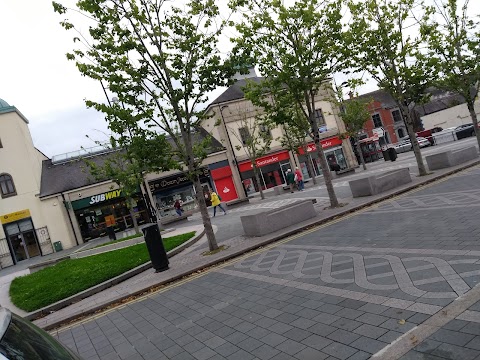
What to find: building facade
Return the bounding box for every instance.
[202,76,358,195]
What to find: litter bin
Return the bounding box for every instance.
[53,241,63,252]
[107,226,116,241]
[388,147,397,162]
[142,224,169,272]
[382,149,391,161]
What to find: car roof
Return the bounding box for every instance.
[0,308,11,340]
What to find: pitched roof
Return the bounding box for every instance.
[355,89,397,109]
[39,128,225,198]
[209,77,264,106]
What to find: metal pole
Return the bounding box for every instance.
[219,105,247,198]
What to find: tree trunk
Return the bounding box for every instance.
[193,176,218,251]
[355,139,367,171]
[253,164,265,200]
[404,111,427,176]
[303,145,317,185]
[467,100,480,150]
[128,205,140,235]
[315,142,338,207]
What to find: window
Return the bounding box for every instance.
[372,114,383,128]
[0,174,16,198]
[238,127,251,145]
[259,124,272,140]
[314,109,325,125]
[398,128,405,138]
[392,110,403,123]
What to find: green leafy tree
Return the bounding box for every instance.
[421,0,480,148]
[53,0,237,251]
[232,0,347,207]
[347,0,437,176]
[227,107,273,200]
[340,95,372,171]
[85,130,173,236]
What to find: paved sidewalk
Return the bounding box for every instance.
[47,162,480,360]
[28,160,474,331]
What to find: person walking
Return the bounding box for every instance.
[286,169,295,193]
[294,167,304,191]
[210,191,227,216]
[174,199,183,216]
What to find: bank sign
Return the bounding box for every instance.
[71,190,123,210]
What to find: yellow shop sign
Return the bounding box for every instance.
[1,209,31,224]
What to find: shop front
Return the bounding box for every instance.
[1,209,41,264]
[238,150,291,195]
[71,189,149,241]
[148,168,212,218]
[297,136,348,177]
[209,161,239,202]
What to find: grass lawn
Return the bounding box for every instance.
[10,231,196,312]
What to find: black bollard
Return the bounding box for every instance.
[142,224,169,272]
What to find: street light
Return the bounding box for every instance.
[218,104,247,198]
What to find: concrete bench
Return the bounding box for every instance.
[240,200,317,237]
[426,146,479,170]
[160,212,192,225]
[349,168,412,198]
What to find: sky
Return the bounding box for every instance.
[0,1,477,158]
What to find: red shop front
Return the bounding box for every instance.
[238,151,292,195]
[297,136,348,177]
[210,166,239,202]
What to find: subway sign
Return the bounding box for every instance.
[71,189,123,210]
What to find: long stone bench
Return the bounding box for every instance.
[349,168,412,198]
[426,146,479,170]
[240,199,317,237]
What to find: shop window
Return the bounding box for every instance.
[239,127,251,145]
[314,109,325,125]
[0,173,16,198]
[372,113,383,128]
[392,109,403,123]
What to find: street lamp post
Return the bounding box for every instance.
[219,105,247,198]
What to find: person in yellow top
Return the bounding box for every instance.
[210,191,227,216]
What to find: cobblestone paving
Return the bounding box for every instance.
[55,166,480,359]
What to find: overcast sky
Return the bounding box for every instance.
[0,1,477,158]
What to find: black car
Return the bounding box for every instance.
[0,308,82,360]
[455,123,476,140]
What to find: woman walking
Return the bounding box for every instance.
[210,191,227,216]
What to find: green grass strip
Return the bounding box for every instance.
[10,231,196,312]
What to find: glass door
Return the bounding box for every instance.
[4,218,41,263]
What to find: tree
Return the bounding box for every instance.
[421,0,480,148]
[53,0,237,251]
[335,87,372,171]
[84,130,173,236]
[226,106,273,200]
[232,0,347,207]
[347,0,437,176]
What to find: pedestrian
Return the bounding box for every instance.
[286,169,295,193]
[210,191,227,216]
[294,167,304,191]
[174,199,183,216]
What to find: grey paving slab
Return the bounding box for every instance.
[52,164,480,360]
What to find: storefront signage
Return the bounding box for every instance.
[1,209,31,225]
[238,151,290,172]
[297,136,343,154]
[89,190,122,205]
[71,189,123,210]
[149,168,210,193]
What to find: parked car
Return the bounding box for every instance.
[0,307,82,360]
[455,123,476,140]
[416,127,443,145]
[394,136,431,153]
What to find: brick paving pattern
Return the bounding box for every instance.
[53,165,480,359]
